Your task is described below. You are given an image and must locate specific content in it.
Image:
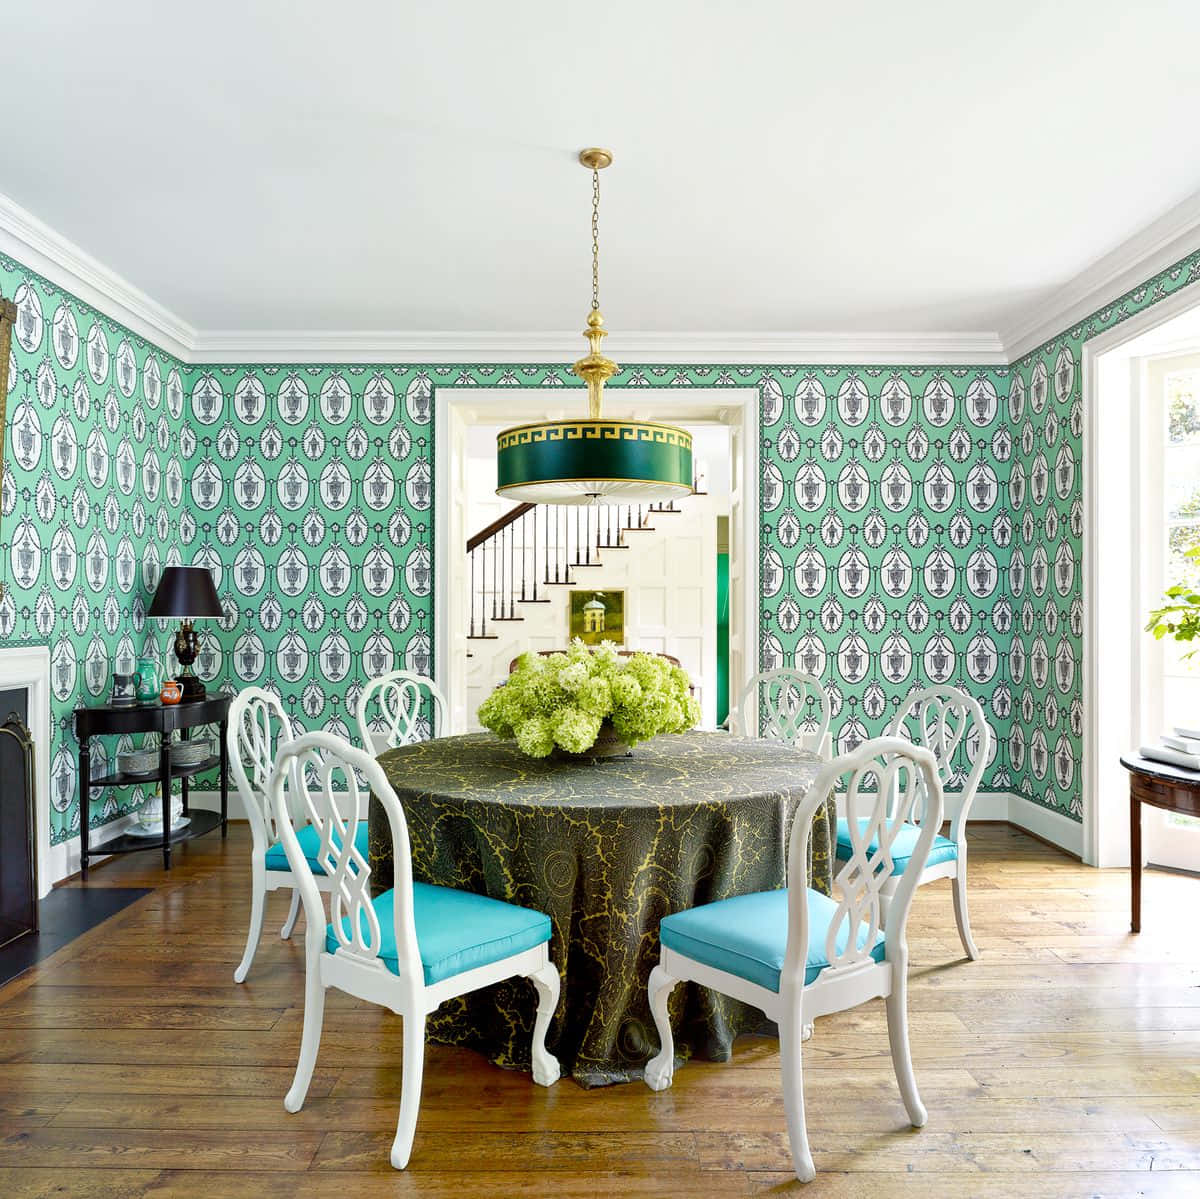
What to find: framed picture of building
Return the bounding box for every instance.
[568,589,625,647]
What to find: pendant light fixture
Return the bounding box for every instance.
[495,148,693,505]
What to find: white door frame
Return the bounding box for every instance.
[434,387,760,733]
[1083,282,1200,865]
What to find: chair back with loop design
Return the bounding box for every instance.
[356,670,447,754]
[228,686,298,861]
[736,668,832,757]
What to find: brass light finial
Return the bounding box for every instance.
[573,148,617,419]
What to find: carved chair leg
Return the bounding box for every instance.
[885,974,926,1128]
[284,959,326,1114]
[644,963,678,1091]
[780,1008,816,1182]
[951,865,979,960]
[390,1011,427,1170]
[280,887,302,940]
[233,867,266,984]
[527,960,562,1086]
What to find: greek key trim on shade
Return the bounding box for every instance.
[496,419,693,503]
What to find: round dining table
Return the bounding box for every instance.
[369,729,831,1086]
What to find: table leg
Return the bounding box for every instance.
[160,729,173,871]
[1130,792,1141,934]
[180,726,190,814]
[219,717,228,837]
[78,736,90,880]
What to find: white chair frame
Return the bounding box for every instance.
[735,668,832,758]
[229,686,311,983]
[355,669,447,754]
[271,730,561,1170]
[883,684,990,960]
[645,737,943,1183]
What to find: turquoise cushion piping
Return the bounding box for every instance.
[264,822,369,875]
[834,817,958,874]
[659,888,885,993]
[326,883,552,985]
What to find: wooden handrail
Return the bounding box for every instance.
[466,502,535,553]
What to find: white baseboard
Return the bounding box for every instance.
[43,810,145,892]
[833,789,1013,826]
[188,790,369,821]
[958,790,1011,823]
[1005,791,1084,857]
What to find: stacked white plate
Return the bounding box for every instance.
[118,748,158,776]
[170,738,211,767]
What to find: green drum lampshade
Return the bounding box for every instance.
[496,418,693,505]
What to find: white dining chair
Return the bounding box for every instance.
[355,670,448,754]
[735,668,832,758]
[228,687,367,983]
[271,729,561,1170]
[835,684,990,960]
[644,737,943,1183]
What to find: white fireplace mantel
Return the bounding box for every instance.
[0,645,53,897]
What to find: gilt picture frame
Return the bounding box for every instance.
[568,589,625,647]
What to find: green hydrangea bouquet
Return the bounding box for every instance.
[478,640,701,758]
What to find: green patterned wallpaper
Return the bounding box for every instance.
[199,363,1014,799]
[177,365,434,746]
[1008,248,1200,820]
[6,240,1200,848]
[0,252,191,846]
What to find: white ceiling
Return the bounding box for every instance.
[6,1,1200,341]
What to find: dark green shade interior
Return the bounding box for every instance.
[498,425,692,490]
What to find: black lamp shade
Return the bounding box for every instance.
[148,566,224,620]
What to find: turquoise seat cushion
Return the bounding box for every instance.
[264,822,369,875]
[659,888,885,993]
[834,817,958,873]
[326,883,552,985]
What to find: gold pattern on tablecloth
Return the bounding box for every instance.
[371,730,829,1086]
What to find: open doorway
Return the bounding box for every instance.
[433,389,759,734]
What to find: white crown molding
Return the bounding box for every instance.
[0,191,196,360]
[4,183,1199,371]
[191,328,1007,366]
[1000,190,1200,363]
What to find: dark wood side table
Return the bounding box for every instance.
[1120,753,1200,933]
[74,695,230,877]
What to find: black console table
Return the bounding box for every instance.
[74,696,230,876]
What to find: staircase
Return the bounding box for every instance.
[466,500,683,642]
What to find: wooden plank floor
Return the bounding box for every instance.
[2,825,1199,1197]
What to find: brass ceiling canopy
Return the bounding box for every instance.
[495,148,693,506]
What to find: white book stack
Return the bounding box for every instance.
[1139,728,1200,770]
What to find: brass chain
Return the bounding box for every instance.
[590,168,601,312]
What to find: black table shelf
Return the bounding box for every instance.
[89,755,221,790]
[92,808,223,857]
[73,695,230,876]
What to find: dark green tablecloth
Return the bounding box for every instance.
[370,730,830,1086]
